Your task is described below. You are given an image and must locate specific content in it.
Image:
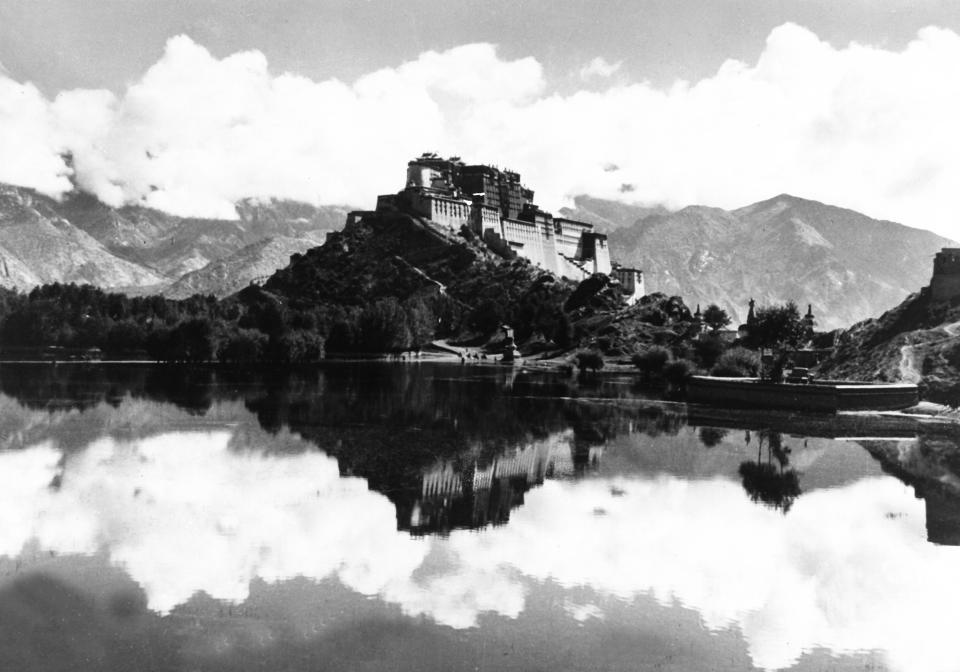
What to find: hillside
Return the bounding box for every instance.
[607,194,954,330]
[164,236,318,299]
[0,183,349,294]
[817,286,960,402]
[0,185,167,288]
[263,211,576,326]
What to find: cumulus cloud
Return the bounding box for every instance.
[579,57,623,80]
[0,77,75,195]
[2,24,960,235]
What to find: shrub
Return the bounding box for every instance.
[711,347,760,377]
[632,346,671,377]
[575,349,605,373]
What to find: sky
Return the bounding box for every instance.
[2,0,960,238]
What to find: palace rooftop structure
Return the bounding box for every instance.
[371,153,644,302]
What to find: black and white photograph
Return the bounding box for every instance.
[1,1,959,670]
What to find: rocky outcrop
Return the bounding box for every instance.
[817,284,960,402]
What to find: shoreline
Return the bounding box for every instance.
[0,358,957,428]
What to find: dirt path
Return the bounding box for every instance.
[898,319,960,382]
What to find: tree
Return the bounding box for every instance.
[702,304,731,332]
[403,297,435,350]
[168,318,216,362]
[218,329,268,363]
[358,298,411,352]
[271,330,325,362]
[744,301,807,350]
[693,334,725,369]
[743,302,809,381]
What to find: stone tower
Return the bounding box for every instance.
[930,248,960,303]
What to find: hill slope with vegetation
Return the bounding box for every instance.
[818,287,960,402]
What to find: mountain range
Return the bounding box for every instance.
[590,195,954,330]
[0,183,952,331]
[0,183,349,296]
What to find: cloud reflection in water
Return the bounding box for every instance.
[0,430,958,672]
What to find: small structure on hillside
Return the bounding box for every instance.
[692,304,705,335]
[737,297,757,338]
[930,247,960,303]
[499,324,521,363]
[611,265,645,306]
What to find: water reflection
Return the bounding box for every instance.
[1,363,960,672]
[698,426,728,448]
[398,431,603,535]
[738,431,802,513]
[857,434,960,546]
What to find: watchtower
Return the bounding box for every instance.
[930,248,960,303]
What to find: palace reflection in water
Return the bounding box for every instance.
[1,362,960,672]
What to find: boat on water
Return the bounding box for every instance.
[687,375,919,412]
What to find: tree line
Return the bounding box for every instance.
[0,283,329,363]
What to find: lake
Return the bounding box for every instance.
[0,361,958,672]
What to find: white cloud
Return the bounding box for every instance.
[2,24,960,236]
[0,77,74,195]
[579,57,623,80]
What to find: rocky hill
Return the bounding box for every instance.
[817,285,960,402]
[0,183,349,295]
[607,194,954,330]
[261,210,695,357]
[265,211,564,311]
[164,236,321,300]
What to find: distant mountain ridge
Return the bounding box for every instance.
[559,195,668,233]
[606,194,954,330]
[0,183,951,331]
[0,183,350,296]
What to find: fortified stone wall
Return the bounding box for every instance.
[472,203,501,237]
[502,218,559,273]
[931,248,960,303]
